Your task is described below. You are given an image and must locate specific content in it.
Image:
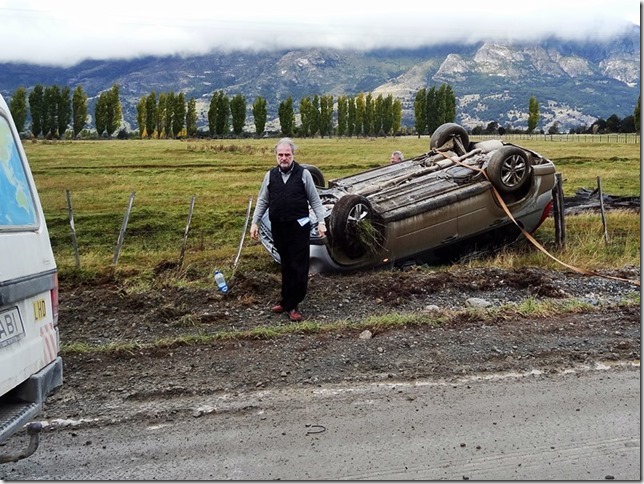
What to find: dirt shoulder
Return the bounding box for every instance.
[44,265,640,424]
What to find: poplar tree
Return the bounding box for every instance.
[354,93,366,137]
[380,94,393,136]
[373,94,384,136]
[337,95,348,137]
[414,88,427,137]
[319,95,333,138]
[214,92,230,137]
[299,96,312,137]
[172,92,186,138]
[57,86,72,138]
[310,95,320,137]
[104,84,122,137]
[164,92,175,138]
[528,96,540,133]
[364,93,374,136]
[436,84,448,126]
[136,97,146,137]
[392,98,402,135]
[230,94,246,137]
[156,93,167,138]
[278,96,295,137]
[186,97,198,137]
[9,87,27,133]
[426,86,440,134]
[633,95,640,133]
[28,84,44,137]
[209,91,225,136]
[95,91,108,137]
[43,85,59,138]
[347,96,356,137]
[252,96,267,137]
[72,86,88,138]
[207,93,217,136]
[442,84,456,123]
[145,92,157,138]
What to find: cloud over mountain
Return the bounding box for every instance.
[1,0,639,66]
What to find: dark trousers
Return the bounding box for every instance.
[271,220,310,311]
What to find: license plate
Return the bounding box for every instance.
[33,298,47,321]
[0,307,26,349]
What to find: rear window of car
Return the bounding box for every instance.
[0,114,38,228]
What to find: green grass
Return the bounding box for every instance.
[461,210,641,272]
[23,136,640,281]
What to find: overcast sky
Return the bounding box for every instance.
[1,0,640,67]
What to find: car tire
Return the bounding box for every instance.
[430,123,470,155]
[330,194,382,259]
[486,146,533,194]
[301,164,325,188]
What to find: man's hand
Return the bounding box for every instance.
[250,223,259,241]
[317,222,327,238]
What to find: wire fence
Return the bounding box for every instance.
[473,133,640,144]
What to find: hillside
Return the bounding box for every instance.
[0,27,639,133]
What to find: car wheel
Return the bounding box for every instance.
[486,146,533,194]
[430,123,470,155]
[330,195,382,259]
[301,164,325,188]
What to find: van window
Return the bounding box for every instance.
[0,115,38,228]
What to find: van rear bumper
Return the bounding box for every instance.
[15,356,63,404]
[0,356,63,445]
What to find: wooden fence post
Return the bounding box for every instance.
[112,191,136,265]
[178,196,196,267]
[65,190,81,269]
[597,176,609,243]
[552,173,566,249]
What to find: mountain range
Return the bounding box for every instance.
[0,26,639,134]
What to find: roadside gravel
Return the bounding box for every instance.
[42,265,640,426]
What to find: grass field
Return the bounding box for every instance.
[22,136,640,282]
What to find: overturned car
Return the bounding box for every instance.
[258,123,557,273]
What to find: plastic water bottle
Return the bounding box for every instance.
[214,270,228,294]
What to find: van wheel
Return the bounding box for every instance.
[486,146,532,194]
[301,164,325,188]
[330,195,382,259]
[430,123,470,155]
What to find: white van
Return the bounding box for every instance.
[0,94,62,463]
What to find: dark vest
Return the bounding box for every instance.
[268,162,309,223]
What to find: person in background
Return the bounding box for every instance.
[249,138,326,322]
[390,150,404,163]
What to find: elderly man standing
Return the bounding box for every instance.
[249,138,326,322]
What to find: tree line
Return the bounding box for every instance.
[7,83,640,139]
[137,90,193,138]
[413,84,457,136]
[8,83,412,139]
[9,85,87,138]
